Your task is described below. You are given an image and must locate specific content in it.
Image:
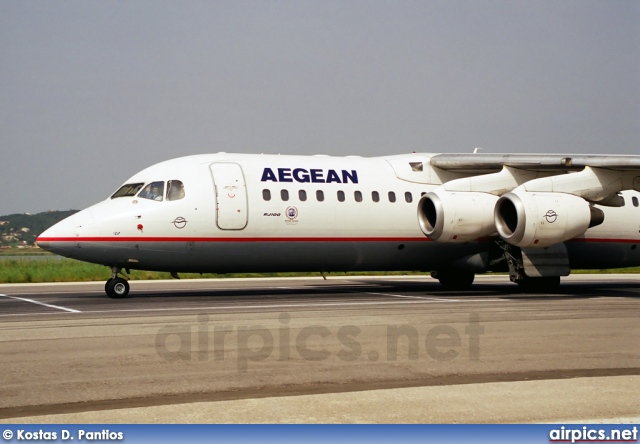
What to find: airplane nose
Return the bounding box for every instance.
[37,209,96,255]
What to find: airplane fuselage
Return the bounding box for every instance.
[37,153,640,296]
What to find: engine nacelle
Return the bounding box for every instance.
[418,190,498,243]
[494,189,604,248]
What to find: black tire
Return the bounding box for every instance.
[106,277,130,298]
[434,270,475,290]
[516,275,561,292]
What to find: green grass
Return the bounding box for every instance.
[0,257,426,284]
[0,256,637,284]
[0,248,52,256]
[0,258,106,283]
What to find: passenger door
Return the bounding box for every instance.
[209,162,248,230]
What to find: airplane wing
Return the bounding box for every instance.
[418,152,640,247]
[429,153,640,173]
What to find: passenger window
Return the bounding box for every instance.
[405,192,413,203]
[337,190,345,202]
[281,189,289,201]
[299,190,307,201]
[354,191,363,202]
[372,191,380,202]
[316,190,324,202]
[112,183,144,199]
[388,191,396,203]
[263,189,271,201]
[633,196,639,207]
[167,180,185,201]
[139,181,164,201]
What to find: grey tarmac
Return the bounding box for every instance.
[0,274,638,423]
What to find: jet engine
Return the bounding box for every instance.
[418,190,498,243]
[494,189,605,248]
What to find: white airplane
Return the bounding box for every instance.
[37,152,640,298]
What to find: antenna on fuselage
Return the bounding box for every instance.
[473,147,482,154]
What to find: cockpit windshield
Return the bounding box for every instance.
[138,181,165,201]
[112,180,185,202]
[111,183,145,199]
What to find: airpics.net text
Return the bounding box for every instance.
[155,313,484,372]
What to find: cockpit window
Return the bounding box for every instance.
[138,181,165,201]
[167,180,185,201]
[111,183,145,199]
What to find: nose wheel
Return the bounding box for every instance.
[105,267,130,298]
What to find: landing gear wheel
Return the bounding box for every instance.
[516,276,560,292]
[106,277,130,298]
[432,270,475,290]
[105,278,113,294]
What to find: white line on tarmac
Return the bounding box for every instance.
[0,288,504,317]
[65,297,505,315]
[362,291,462,302]
[7,291,105,296]
[0,294,81,313]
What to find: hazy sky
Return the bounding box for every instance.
[1,0,638,214]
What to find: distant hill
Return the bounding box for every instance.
[0,210,78,248]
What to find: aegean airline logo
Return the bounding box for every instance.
[261,167,358,184]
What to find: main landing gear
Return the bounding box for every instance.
[431,240,565,292]
[497,240,562,292]
[105,267,130,298]
[431,269,475,290]
[515,275,561,292]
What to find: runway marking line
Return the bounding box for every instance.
[0,294,81,313]
[0,297,507,317]
[96,300,449,314]
[361,291,462,302]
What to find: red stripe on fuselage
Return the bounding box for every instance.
[566,237,639,244]
[36,236,434,243]
[35,236,639,244]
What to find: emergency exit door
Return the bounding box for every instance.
[210,162,248,230]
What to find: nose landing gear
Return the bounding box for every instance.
[105,267,130,298]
